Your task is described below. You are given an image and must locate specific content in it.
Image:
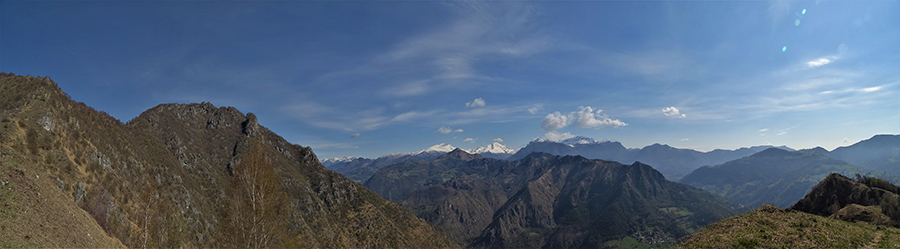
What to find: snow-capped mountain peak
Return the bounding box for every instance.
[468,142,517,154]
[416,143,457,154]
[320,156,361,164]
[531,136,602,147]
[560,136,602,146]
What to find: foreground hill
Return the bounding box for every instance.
[679,148,900,208]
[508,136,792,180]
[366,149,742,248]
[680,205,900,248]
[0,74,455,247]
[682,173,900,248]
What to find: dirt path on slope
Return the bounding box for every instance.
[861,231,883,249]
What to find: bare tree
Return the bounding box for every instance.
[223,139,290,249]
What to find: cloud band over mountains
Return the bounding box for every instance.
[541,106,626,131]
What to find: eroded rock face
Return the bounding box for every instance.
[242,113,259,137]
[38,113,54,132]
[73,181,85,205]
[89,152,112,171]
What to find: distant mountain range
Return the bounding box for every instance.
[321,142,519,182]
[802,134,900,175]
[324,136,796,183]
[364,149,742,248]
[680,148,900,208]
[509,136,794,180]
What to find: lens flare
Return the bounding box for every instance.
[795,19,801,26]
[802,9,806,15]
[782,46,787,52]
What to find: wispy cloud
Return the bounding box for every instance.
[493,138,503,142]
[350,133,360,138]
[320,1,550,97]
[282,102,434,132]
[437,126,464,134]
[527,104,544,114]
[464,137,478,143]
[807,58,833,68]
[759,128,769,132]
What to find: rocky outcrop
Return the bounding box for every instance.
[790,173,893,217]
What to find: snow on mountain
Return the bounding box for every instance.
[532,136,603,147]
[560,136,602,146]
[416,143,457,154]
[320,156,362,164]
[468,142,518,154]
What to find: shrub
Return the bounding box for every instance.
[86,187,113,232]
[856,174,900,194]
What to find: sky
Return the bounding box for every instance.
[2,0,898,159]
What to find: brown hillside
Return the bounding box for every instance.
[0,73,456,248]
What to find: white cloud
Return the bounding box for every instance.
[541,106,626,131]
[350,133,360,138]
[662,106,686,118]
[543,131,576,141]
[541,112,569,131]
[437,126,464,134]
[466,97,486,108]
[493,138,503,142]
[570,106,627,128]
[759,128,769,132]
[527,104,544,114]
[777,131,788,136]
[680,138,690,141]
[861,86,882,92]
[807,58,832,68]
[391,111,436,122]
[464,138,477,142]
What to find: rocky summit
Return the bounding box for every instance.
[0,74,456,248]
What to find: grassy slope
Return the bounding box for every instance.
[681,205,900,249]
[0,147,123,247]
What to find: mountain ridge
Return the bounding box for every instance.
[680,148,900,208]
[0,74,456,248]
[365,149,742,248]
[509,137,794,180]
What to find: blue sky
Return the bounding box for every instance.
[3,1,898,159]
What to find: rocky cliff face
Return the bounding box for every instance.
[0,74,456,248]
